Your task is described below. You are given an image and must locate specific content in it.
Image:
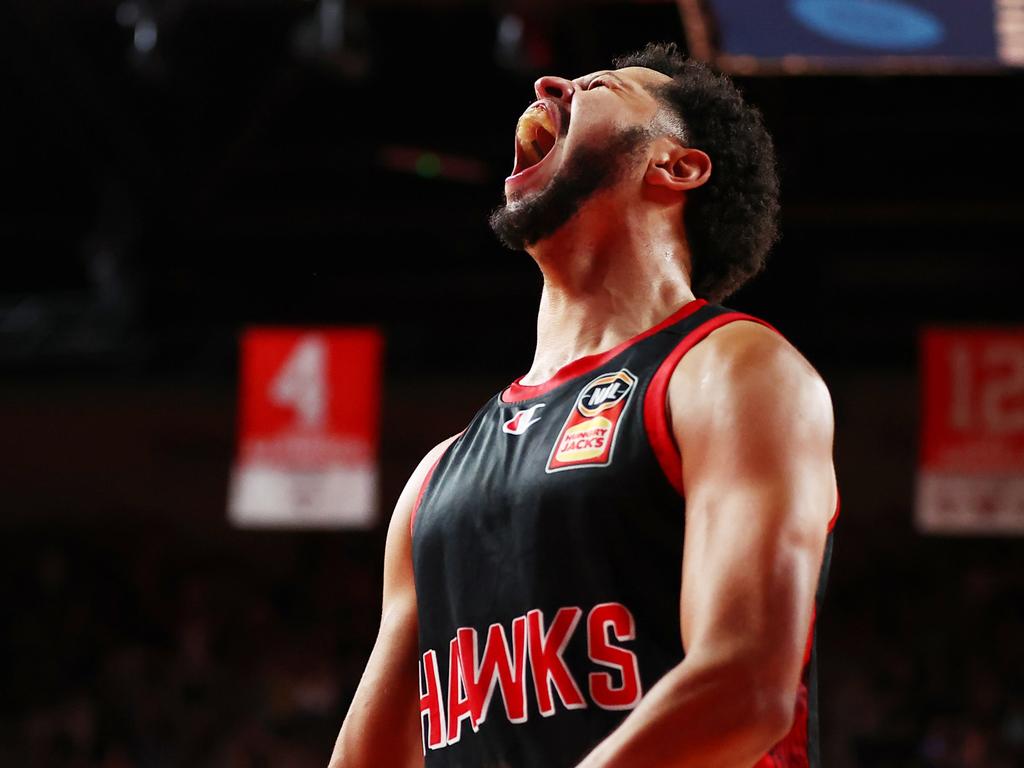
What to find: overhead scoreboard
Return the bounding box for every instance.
[679,0,1024,73]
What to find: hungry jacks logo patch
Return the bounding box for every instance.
[546,369,637,472]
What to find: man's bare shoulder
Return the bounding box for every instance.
[668,319,834,449]
[673,319,827,396]
[681,319,822,384]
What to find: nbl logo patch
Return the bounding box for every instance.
[547,369,637,472]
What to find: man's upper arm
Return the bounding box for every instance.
[669,321,835,708]
[329,434,459,768]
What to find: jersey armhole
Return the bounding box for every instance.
[409,432,464,537]
[642,312,779,497]
[643,314,843,530]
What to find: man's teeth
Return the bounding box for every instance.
[516,107,557,167]
[516,120,538,149]
[532,107,556,135]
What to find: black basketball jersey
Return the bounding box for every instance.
[411,299,837,768]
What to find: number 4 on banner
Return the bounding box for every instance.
[229,327,383,529]
[270,335,327,431]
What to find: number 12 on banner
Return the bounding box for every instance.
[918,328,1024,535]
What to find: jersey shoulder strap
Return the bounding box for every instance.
[643,304,779,496]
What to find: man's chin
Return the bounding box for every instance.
[489,126,649,252]
[490,175,588,252]
[488,202,535,252]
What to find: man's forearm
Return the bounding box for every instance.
[575,652,795,768]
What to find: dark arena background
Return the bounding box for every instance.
[2,1,1024,766]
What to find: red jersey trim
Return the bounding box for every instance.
[762,679,810,767]
[501,299,708,404]
[642,312,777,497]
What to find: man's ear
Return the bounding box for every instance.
[645,139,711,193]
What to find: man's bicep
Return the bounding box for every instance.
[679,475,830,686]
[671,324,834,689]
[329,435,459,768]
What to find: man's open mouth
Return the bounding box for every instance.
[510,103,559,177]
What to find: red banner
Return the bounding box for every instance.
[229,328,383,528]
[917,328,1024,534]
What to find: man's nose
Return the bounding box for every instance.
[534,75,575,105]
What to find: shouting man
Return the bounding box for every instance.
[330,42,838,768]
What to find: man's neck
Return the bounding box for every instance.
[520,204,695,386]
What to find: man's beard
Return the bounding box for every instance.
[489,126,650,251]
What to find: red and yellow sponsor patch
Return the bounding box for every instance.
[547,369,637,472]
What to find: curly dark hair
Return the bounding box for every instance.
[613,43,780,302]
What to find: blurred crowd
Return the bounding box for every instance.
[3,525,1022,768]
[820,535,1024,768]
[3,530,378,768]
